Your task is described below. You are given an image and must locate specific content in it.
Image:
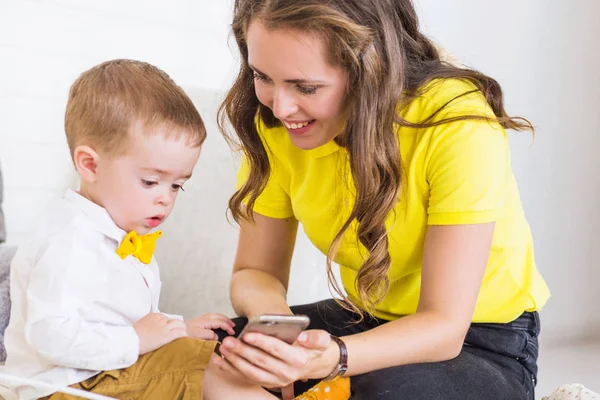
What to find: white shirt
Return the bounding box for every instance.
[3,190,181,399]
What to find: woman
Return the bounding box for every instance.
[213,1,550,399]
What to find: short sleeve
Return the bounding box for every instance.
[426,119,509,225]
[236,154,294,219]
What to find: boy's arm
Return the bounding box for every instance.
[160,313,183,320]
[24,238,139,371]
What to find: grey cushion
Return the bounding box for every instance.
[0,245,15,362]
[0,160,10,362]
[0,163,5,243]
[0,162,6,243]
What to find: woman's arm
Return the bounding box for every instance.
[332,222,494,376]
[216,222,495,386]
[230,213,299,318]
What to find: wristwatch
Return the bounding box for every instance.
[323,335,348,381]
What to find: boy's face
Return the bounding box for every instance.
[81,126,201,235]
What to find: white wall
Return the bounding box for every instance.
[415,0,600,343]
[1,0,598,347]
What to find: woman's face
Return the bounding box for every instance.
[246,20,349,150]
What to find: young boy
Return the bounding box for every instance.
[3,59,241,400]
[3,59,349,400]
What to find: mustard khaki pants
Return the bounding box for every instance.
[44,338,217,400]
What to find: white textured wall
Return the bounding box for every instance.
[416,0,600,344]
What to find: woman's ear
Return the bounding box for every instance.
[73,145,100,184]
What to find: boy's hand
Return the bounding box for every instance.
[185,313,235,340]
[134,313,187,355]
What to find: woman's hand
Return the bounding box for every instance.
[213,329,339,399]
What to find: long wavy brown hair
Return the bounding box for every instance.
[218,0,533,319]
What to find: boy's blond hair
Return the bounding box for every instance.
[65,59,206,159]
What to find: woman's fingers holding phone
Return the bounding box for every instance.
[217,327,335,388]
[219,335,305,387]
[241,332,309,368]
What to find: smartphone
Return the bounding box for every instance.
[237,314,311,344]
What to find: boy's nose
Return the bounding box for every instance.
[156,191,172,206]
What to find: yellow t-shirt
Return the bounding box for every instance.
[237,78,550,323]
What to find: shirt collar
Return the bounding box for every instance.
[305,138,342,159]
[63,189,128,244]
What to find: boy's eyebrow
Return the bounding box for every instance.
[143,168,192,179]
[249,64,326,85]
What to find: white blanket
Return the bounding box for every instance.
[543,384,600,400]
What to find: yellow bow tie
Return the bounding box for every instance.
[116,230,162,264]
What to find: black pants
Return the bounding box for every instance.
[216,299,540,399]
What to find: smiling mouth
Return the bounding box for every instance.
[283,120,314,130]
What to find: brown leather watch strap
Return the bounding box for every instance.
[323,335,348,381]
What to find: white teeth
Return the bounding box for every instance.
[285,121,310,130]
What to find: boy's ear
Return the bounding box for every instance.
[73,145,100,183]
